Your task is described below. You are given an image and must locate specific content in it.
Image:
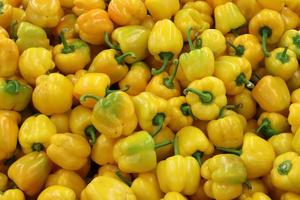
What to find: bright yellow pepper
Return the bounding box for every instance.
[33,73,73,115]
[91,134,117,165]
[66,69,87,85]
[292,128,300,154]
[239,179,269,200]
[53,14,77,40]
[289,103,300,133]
[47,133,91,170]
[37,185,76,200]
[161,192,187,200]
[45,169,86,199]
[8,151,53,196]
[72,0,105,16]
[145,0,180,21]
[200,29,226,58]
[291,89,300,103]
[280,30,300,60]
[11,7,26,23]
[269,133,294,155]
[257,0,284,11]
[281,7,300,31]
[153,127,175,161]
[25,0,63,28]
[183,1,213,24]
[18,47,55,85]
[19,114,57,154]
[0,0,12,29]
[234,0,262,21]
[50,112,70,133]
[281,193,300,200]
[0,172,7,191]
[0,38,19,77]
[286,0,300,17]
[252,75,291,112]
[0,189,25,200]
[243,192,271,200]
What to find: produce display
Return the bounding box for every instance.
[0,0,300,199]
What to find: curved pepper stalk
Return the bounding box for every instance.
[163,59,179,89]
[260,26,272,57]
[85,125,97,145]
[151,52,174,76]
[227,41,245,57]
[183,88,214,104]
[151,113,166,137]
[60,31,75,54]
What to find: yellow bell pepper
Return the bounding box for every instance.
[162,192,187,200]
[11,7,25,23]
[280,30,300,60]
[19,114,57,154]
[119,62,151,96]
[72,0,105,16]
[76,9,114,45]
[0,78,32,111]
[257,0,284,11]
[184,76,227,121]
[148,19,183,75]
[66,69,87,85]
[281,7,300,31]
[45,169,86,199]
[47,133,91,170]
[33,73,73,115]
[234,0,262,21]
[53,14,77,40]
[206,0,232,8]
[81,91,137,139]
[91,134,117,165]
[25,0,63,28]
[0,172,7,191]
[271,152,300,193]
[183,1,213,25]
[133,92,170,136]
[289,103,300,133]
[281,193,300,200]
[37,185,76,200]
[167,96,193,132]
[8,151,52,196]
[0,26,8,39]
[97,164,131,182]
[131,172,163,200]
[249,9,285,57]
[201,154,247,200]
[18,47,55,85]
[200,29,226,58]
[243,192,271,200]
[291,89,300,103]
[153,127,175,161]
[50,112,70,133]
[0,0,12,29]
[287,69,300,91]
[239,179,269,200]
[292,128,300,154]
[0,189,25,200]
[286,0,300,17]
[269,133,294,155]
[252,75,290,112]
[81,176,136,200]
[145,0,179,21]
[0,38,19,77]
[108,0,147,26]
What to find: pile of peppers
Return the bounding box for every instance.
[0,0,300,199]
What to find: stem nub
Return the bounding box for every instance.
[151,52,174,75]
[184,88,214,104]
[260,26,272,57]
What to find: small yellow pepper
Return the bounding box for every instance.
[0,38,19,77]
[239,179,269,200]
[153,127,175,161]
[0,0,12,29]
[37,185,76,200]
[200,29,226,58]
[281,7,300,31]
[257,0,284,11]
[162,192,187,200]
[91,134,117,165]
[289,103,300,133]
[72,0,105,16]
[145,0,180,21]
[234,0,262,21]
[269,133,294,155]
[0,189,25,200]
[281,192,300,200]
[280,30,300,60]
[50,112,70,133]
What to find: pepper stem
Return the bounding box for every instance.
[174,136,180,155]
[192,151,203,166]
[106,85,129,96]
[104,32,121,51]
[277,160,292,175]
[115,171,132,187]
[292,34,300,48]
[80,94,101,103]
[85,125,97,145]
[155,140,172,149]
[10,20,18,41]
[60,31,75,54]
[187,27,195,51]
[151,52,174,75]
[243,180,252,190]
[0,1,3,14]
[31,143,44,152]
[219,104,243,118]
[115,52,135,64]
[235,73,255,89]
[216,147,242,156]
[151,113,165,137]
[227,41,245,57]
[163,59,179,89]
[256,118,278,139]
[276,47,290,64]
[5,80,21,95]
[260,26,272,57]
[195,37,202,49]
[180,103,192,116]
[183,88,214,104]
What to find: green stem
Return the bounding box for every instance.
[0,1,3,15]
[115,171,132,187]
[277,160,292,175]
[183,88,214,104]
[219,104,243,118]
[115,52,135,64]
[187,27,195,51]
[276,46,290,64]
[235,73,255,89]
[80,94,101,103]
[292,34,300,48]
[256,118,278,139]
[180,103,192,116]
[31,143,44,152]
[151,113,165,137]
[151,52,174,75]
[243,180,252,190]
[155,140,172,149]
[104,32,121,51]
[260,26,272,57]
[192,151,203,166]
[216,147,242,156]
[5,80,21,95]
[10,20,18,41]
[227,41,245,57]
[163,59,179,89]
[174,136,180,155]
[195,37,202,49]
[106,85,129,96]
[85,125,97,145]
[60,31,75,54]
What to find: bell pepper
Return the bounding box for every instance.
[0,26,8,39]
[292,89,300,103]
[242,192,271,200]
[148,19,183,75]
[72,0,105,15]
[162,192,187,200]
[25,0,63,28]
[184,76,227,121]
[234,0,262,21]
[18,47,55,85]
[271,152,300,193]
[0,189,25,200]
[11,7,25,24]
[252,75,290,112]
[53,31,91,74]
[98,164,131,182]
[0,78,32,111]
[19,114,57,154]
[257,0,284,11]
[81,90,137,139]
[91,134,117,165]
[288,103,300,133]
[281,7,300,31]
[66,69,87,85]
[281,193,300,200]
[287,69,300,91]
[0,38,19,77]
[145,0,179,21]
[280,30,300,60]
[200,29,226,58]
[249,9,285,57]
[0,0,12,29]
[37,185,76,200]
[53,14,77,40]
[214,2,246,34]
[153,127,175,161]
[286,0,300,17]
[133,92,170,136]
[8,151,52,196]
[111,25,150,63]
[50,112,70,133]
[269,133,294,155]
[0,172,7,191]
[167,96,193,132]
[81,176,136,200]
[119,62,151,96]
[131,172,163,200]
[45,169,86,199]
[33,73,73,115]
[108,0,146,26]
[239,179,269,200]
[47,133,91,170]
[292,128,300,154]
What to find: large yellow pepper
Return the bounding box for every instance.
[153,127,175,161]
[8,151,52,196]
[81,91,137,139]
[184,76,227,121]
[0,0,12,29]
[148,19,183,75]
[252,75,290,112]
[162,192,187,200]
[47,133,91,170]
[0,38,19,77]
[0,189,25,200]
[133,92,170,136]
[76,9,114,45]
[91,134,117,165]
[37,185,76,200]
[81,176,136,200]
[25,0,63,28]
[249,9,285,57]
[200,29,226,58]
[269,133,294,155]
[33,73,73,115]
[145,0,180,21]
[0,78,32,111]
[257,0,284,11]
[18,47,55,85]
[234,0,262,21]
[108,0,147,26]
[0,114,18,160]
[72,0,105,16]
[271,152,300,193]
[50,112,70,133]
[19,114,57,154]
[239,179,269,200]
[46,169,86,199]
[281,193,300,200]
[281,7,300,31]
[280,30,300,60]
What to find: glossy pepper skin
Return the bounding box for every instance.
[0,38,19,77]
[292,128,300,154]
[234,0,262,21]
[257,0,284,11]
[37,185,76,200]
[0,78,32,111]
[81,176,136,200]
[0,189,25,200]
[252,76,291,112]
[92,134,117,165]
[162,192,187,200]
[50,112,70,133]
[239,179,269,200]
[271,152,300,193]
[145,0,180,21]
[281,7,300,31]
[0,0,12,29]
[288,103,300,133]
[269,133,294,155]
[76,9,114,45]
[243,192,271,200]
[201,154,247,200]
[184,76,227,121]
[280,30,300,60]
[200,29,226,58]
[8,151,52,196]
[25,0,63,28]
[33,73,73,115]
